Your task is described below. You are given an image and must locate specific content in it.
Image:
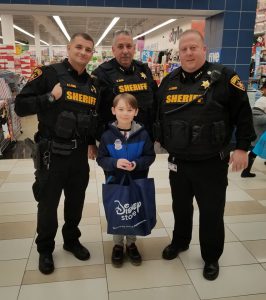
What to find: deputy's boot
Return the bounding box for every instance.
[241,152,256,178]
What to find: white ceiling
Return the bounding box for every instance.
[0,4,221,47]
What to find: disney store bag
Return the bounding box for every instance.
[102,173,156,236]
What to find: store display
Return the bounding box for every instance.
[149,62,180,85]
[249,0,266,89]
[0,70,25,156]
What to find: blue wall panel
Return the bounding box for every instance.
[240,12,256,30]
[69,0,86,5]
[225,0,241,11]
[221,48,237,64]
[125,0,140,7]
[30,0,49,3]
[209,0,225,10]
[140,0,157,8]
[242,0,258,12]
[238,30,254,47]
[87,0,104,6]
[158,0,175,9]
[235,65,250,83]
[192,0,209,10]
[175,0,192,9]
[236,47,252,64]
[222,30,238,47]
[105,0,123,7]
[50,0,68,4]
[224,12,240,30]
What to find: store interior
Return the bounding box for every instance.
[1,2,266,300]
[0,1,266,157]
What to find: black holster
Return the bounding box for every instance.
[25,137,50,170]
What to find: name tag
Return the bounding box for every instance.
[168,162,177,172]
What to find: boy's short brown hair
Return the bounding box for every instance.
[113,93,138,109]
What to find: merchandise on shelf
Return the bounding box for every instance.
[148,62,180,85]
[249,0,266,89]
[0,70,25,156]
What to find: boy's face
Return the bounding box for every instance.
[111,99,138,128]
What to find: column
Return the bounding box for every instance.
[34,21,41,64]
[0,15,15,47]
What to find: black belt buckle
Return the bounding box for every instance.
[71,139,78,149]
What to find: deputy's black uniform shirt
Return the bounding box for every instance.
[92,58,158,128]
[156,61,256,160]
[15,58,96,144]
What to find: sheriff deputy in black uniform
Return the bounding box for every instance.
[15,33,98,275]
[92,29,157,140]
[156,29,256,281]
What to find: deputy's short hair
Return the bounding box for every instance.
[112,29,133,45]
[70,33,94,46]
[179,29,204,43]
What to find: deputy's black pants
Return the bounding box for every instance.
[169,155,229,263]
[34,145,89,254]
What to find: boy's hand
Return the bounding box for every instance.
[117,159,132,170]
[117,159,136,171]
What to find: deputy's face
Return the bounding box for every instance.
[179,32,206,73]
[112,34,135,68]
[67,36,94,69]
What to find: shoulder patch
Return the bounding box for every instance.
[230,75,245,91]
[28,68,43,82]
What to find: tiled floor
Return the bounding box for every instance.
[1,129,266,299]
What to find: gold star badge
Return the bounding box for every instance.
[140,72,147,79]
[201,80,210,89]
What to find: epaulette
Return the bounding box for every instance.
[98,61,114,71]
[169,67,182,79]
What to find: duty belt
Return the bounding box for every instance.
[52,138,84,150]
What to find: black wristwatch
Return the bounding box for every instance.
[47,92,56,103]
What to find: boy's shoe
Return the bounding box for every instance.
[111,245,124,267]
[126,243,142,266]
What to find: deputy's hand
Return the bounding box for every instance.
[88,145,98,160]
[51,83,62,100]
[229,149,248,172]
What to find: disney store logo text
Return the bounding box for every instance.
[114,200,142,220]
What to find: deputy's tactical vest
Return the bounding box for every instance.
[51,63,97,112]
[159,64,230,159]
[50,63,98,141]
[100,60,154,110]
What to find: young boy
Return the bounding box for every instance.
[96,93,155,267]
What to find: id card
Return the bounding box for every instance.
[168,161,177,172]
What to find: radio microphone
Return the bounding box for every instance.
[210,69,222,85]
